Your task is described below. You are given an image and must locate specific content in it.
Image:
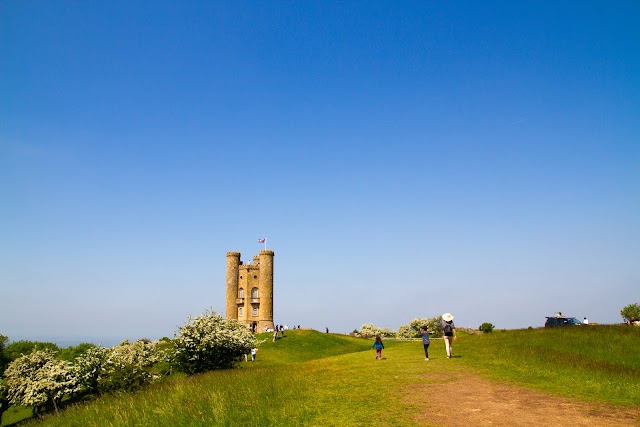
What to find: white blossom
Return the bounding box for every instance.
[4,350,80,414]
[173,309,255,373]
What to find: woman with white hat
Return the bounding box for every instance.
[441,313,457,358]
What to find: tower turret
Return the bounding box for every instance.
[258,250,275,330]
[225,252,240,320]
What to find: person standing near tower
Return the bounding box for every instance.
[441,313,457,358]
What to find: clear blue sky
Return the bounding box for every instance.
[1,1,638,344]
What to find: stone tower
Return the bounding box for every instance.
[225,250,274,332]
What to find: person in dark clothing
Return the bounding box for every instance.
[372,335,385,359]
[420,327,430,360]
[441,313,457,358]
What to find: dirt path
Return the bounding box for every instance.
[405,371,640,427]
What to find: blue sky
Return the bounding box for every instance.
[1,1,638,344]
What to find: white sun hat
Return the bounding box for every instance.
[442,313,454,322]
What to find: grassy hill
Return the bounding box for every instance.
[3,326,639,427]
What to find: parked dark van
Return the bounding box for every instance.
[545,316,583,327]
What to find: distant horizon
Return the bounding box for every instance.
[7,319,626,349]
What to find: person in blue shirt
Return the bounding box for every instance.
[420,327,430,360]
[372,335,385,359]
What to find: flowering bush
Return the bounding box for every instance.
[173,309,255,374]
[98,340,162,393]
[398,318,445,339]
[4,350,79,415]
[359,324,382,339]
[74,346,109,395]
[396,325,414,339]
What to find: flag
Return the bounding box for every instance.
[258,238,266,243]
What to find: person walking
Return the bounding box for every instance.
[441,313,457,358]
[420,327,430,360]
[372,335,385,359]
[251,348,257,361]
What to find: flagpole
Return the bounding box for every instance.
[264,238,267,251]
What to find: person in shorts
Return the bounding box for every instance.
[441,313,457,358]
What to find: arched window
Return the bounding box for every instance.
[238,307,243,317]
[251,287,259,298]
[239,288,244,298]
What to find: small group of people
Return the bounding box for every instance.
[244,347,258,362]
[272,324,285,341]
[271,324,302,341]
[372,313,457,360]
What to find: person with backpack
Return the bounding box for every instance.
[372,335,385,359]
[441,313,457,358]
[420,327,431,360]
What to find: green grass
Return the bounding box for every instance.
[456,325,640,406]
[3,326,639,426]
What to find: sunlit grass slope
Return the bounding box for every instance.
[458,325,640,405]
[250,329,372,364]
[9,326,640,427]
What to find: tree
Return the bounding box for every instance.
[620,303,640,323]
[173,309,255,374]
[4,341,59,362]
[478,322,495,333]
[56,343,97,362]
[0,335,9,375]
[0,379,8,425]
[4,350,79,415]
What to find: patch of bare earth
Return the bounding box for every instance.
[405,372,640,427]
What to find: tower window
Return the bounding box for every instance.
[239,288,244,298]
[239,307,243,317]
[251,287,259,298]
[253,307,258,316]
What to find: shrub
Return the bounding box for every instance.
[74,346,109,395]
[173,309,255,374]
[380,328,396,338]
[98,340,162,393]
[396,325,413,339]
[359,324,382,339]
[407,317,444,338]
[620,303,640,323]
[479,322,495,333]
[4,350,80,415]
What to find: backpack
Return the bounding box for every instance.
[443,321,453,334]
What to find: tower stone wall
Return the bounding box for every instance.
[225,250,274,332]
[225,252,240,321]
